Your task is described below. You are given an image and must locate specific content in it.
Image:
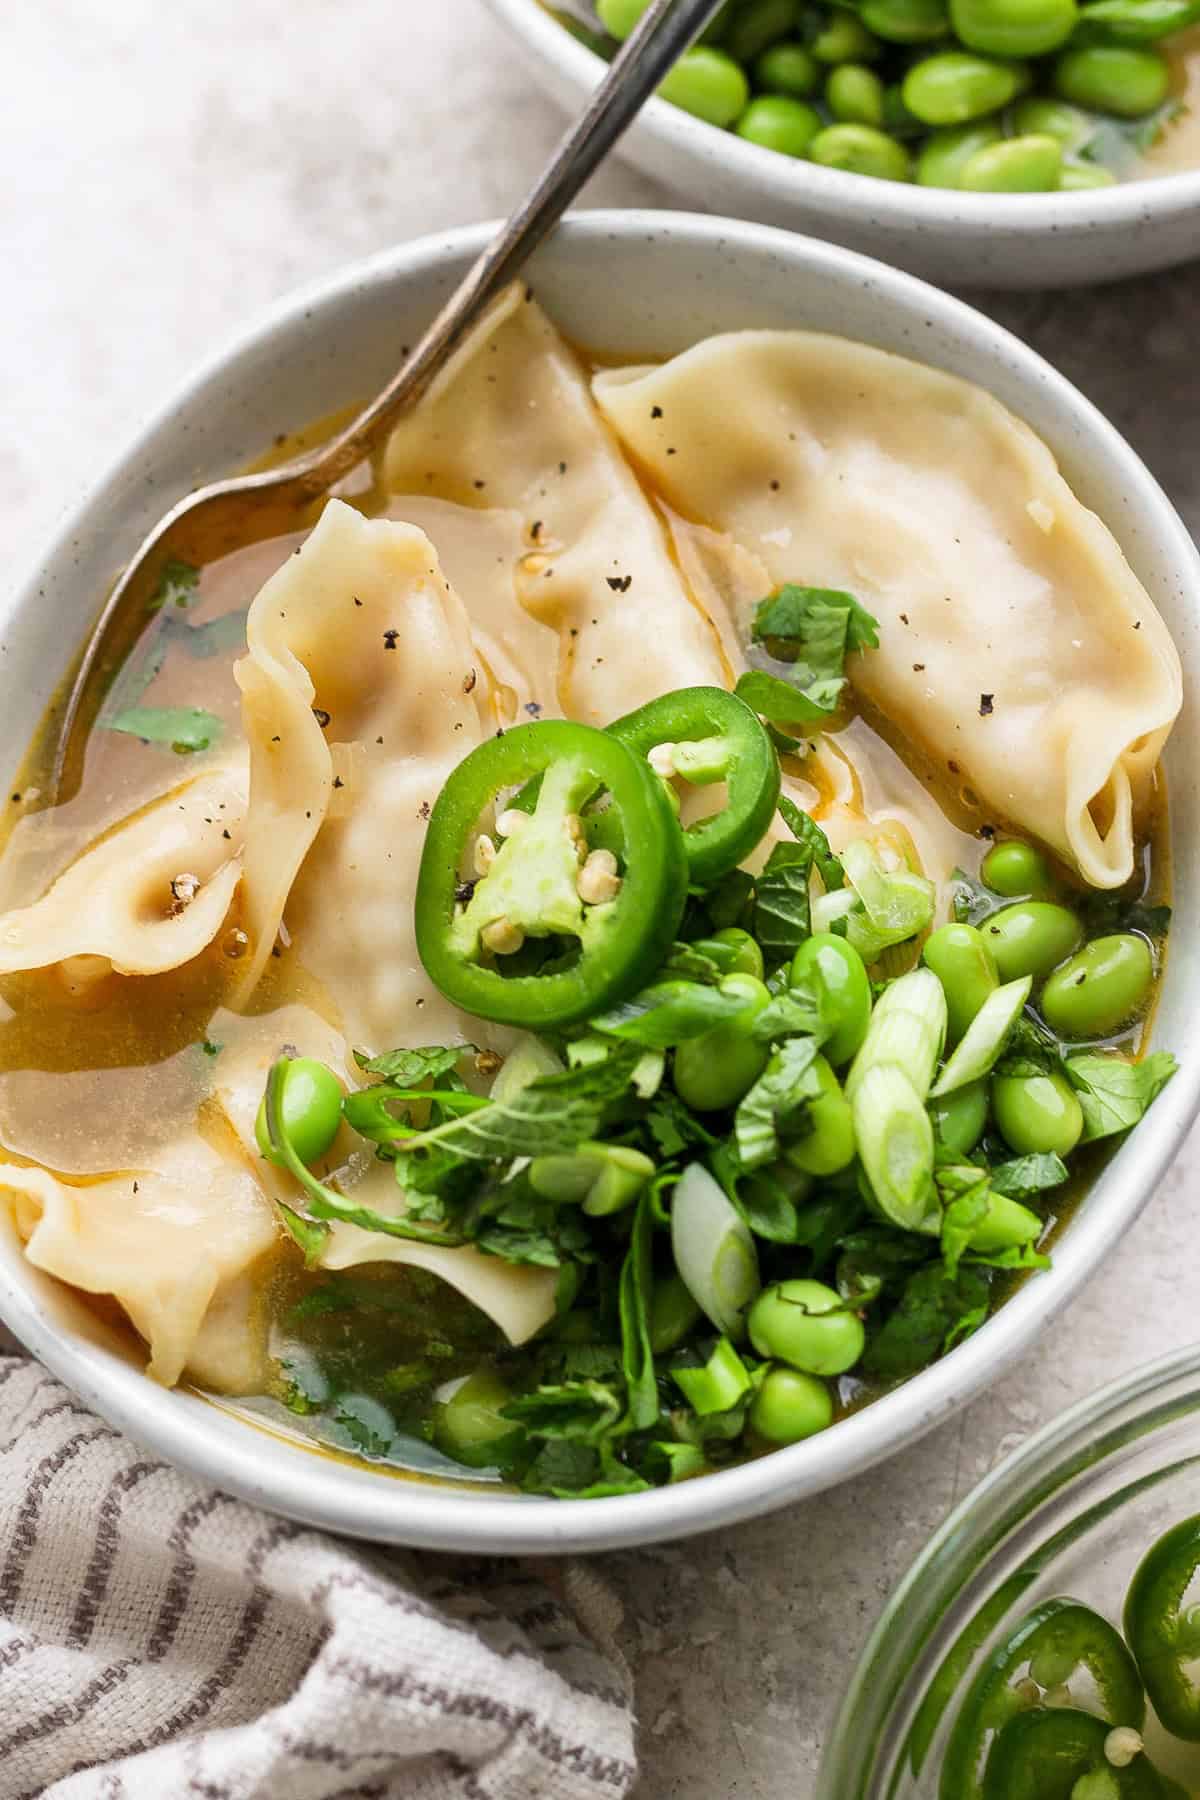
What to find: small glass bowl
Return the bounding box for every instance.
[817,1344,1200,1798]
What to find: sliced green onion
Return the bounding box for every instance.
[633,1048,666,1099]
[845,967,947,1105]
[840,838,936,962]
[929,976,1032,1098]
[812,887,859,933]
[671,1162,761,1340]
[528,1141,654,1215]
[853,1062,937,1231]
[673,735,733,783]
[672,1337,753,1415]
[648,1441,708,1483]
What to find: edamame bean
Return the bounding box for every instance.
[930,1077,990,1154]
[736,93,823,154]
[255,1057,343,1167]
[981,902,1084,982]
[808,121,913,178]
[710,926,766,979]
[748,1277,866,1374]
[650,1270,703,1355]
[950,0,1076,58]
[811,12,884,62]
[1011,95,1094,151]
[827,62,887,125]
[790,931,872,1065]
[784,1054,856,1175]
[1040,933,1154,1037]
[596,0,649,38]
[726,0,799,63]
[902,50,1028,123]
[673,972,770,1111]
[1053,44,1170,116]
[916,119,1003,183]
[1059,159,1117,188]
[960,132,1063,189]
[755,40,821,95]
[749,1366,834,1443]
[923,922,999,1041]
[658,47,751,126]
[433,1370,525,1469]
[862,0,951,41]
[980,836,1056,897]
[992,1067,1084,1155]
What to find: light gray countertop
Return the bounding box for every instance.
[3,6,1198,1794]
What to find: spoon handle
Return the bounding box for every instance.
[304,0,725,492]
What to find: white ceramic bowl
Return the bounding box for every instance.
[2,212,1198,1553]
[485,0,1200,290]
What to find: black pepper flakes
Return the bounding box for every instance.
[383,629,399,650]
[606,575,632,593]
[473,479,486,490]
[558,460,567,475]
[222,829,231,841]
[271,735,281,744]
[948,760,960,774]
[913,663,925,672]
[418,801,431,820]
[979,693,994,716]
[9,793,18,804]
[312,707,331,729]
[353,596,362,607]
[666,447,677,456]
[899,613,909,625]
[530,520,543,541]
[333,776,344,790]
[463,668,477,694]
[524,701,542,717]
[979,824,996,839]
[651,405,663,419]
[769,480,780,492]
[454,879,477,904]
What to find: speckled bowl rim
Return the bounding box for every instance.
[1,210,1199,1554]
[487,0,1200,239]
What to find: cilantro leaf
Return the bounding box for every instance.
[735,1035,822,1170]
[1064,1051,1177,1141]
[106,705,225,754]
[398,1047,643,1162]
[734,668,843,726]
[352,1043,471,1082]
[990,1153,1069,1199]
[147,557,200,612]
[645,1092,718,1157]
[778,794,844,891]
[737,585,879,723]
[754,839,813,963]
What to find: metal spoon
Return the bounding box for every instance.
[51,0,725,799]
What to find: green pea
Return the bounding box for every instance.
[1054,45,1169,117]
[981,902,1084,982]
[992,1067,1083,1156]
[736,93,823,155]
[748,1277,865,1375]
[749,1366,834,1444]
[790,931,872,1065]
[255,1057,343,1167]
[923,922,999,1042]
[1040,933,1154,1038]
[784,1054,856,1175]
[595,0,650,37]
[930,1078,990,1155]
[650,1270,703,1355]
[902,50,1028,124]
[862,0,950,40]
[950,0,1076,57]
[658,47,751,126]
[726,0,799,63]
[1011,95,1095,152]
[916,119,1003,183]
[1059,158,1117,188]
[980,837,1056,898]
[808,121,912,179]
[755,40,821,95]
[827,62,887,125]
[433,1370,526,1469]
[673,972,770,1111]
[961,132,1063,190]
[811,12,884,63]
[710,926,766,979]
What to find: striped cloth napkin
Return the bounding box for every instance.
[0,1350,638,1800]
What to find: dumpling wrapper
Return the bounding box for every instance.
[592,333,1182,889]
[383,285,730,722]
[0,1134,277,1389]
[0,763,246,976]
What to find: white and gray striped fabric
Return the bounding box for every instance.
[0,1354,638,1800]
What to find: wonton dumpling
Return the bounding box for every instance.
[0,763,246,976]
[384,285,730,722]
[593,334,1182,888]
[0,1135,277,1388]
[234,499,490,1049]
